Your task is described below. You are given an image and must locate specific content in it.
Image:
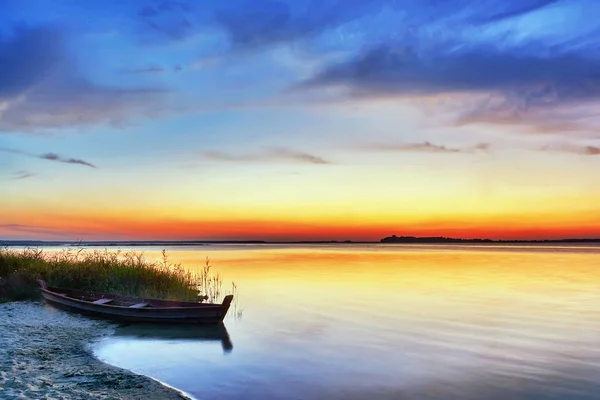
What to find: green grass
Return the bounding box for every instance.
[0,248,225,303]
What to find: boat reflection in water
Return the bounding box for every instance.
[111,322,233,353]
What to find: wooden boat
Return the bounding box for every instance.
[38,280,233,324]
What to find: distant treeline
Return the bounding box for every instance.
[380,235,600,244]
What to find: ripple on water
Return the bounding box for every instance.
[87,244,600,400]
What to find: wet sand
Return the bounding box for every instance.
[0,301,187,400]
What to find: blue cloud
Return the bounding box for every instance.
[0,25,65,99]
[212,0,390,49]
[134,0,197,43]
[286,0,600,131]
[2,0,598,135]
[0,24,166,133]
[302,46,600,103]
[207,0,575,51]
[472,0,563,23]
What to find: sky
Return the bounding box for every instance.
[1,0,600,241]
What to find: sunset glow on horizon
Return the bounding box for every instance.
[2,0,600,242]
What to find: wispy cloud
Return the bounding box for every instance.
[12,171,35,180]
[202,147,330,164]
[364,141,491,154]
[0,223,90,237]
[135,0,563,49]
[211,0,564,51]
[474,0,563,24]
[213,0,389,50]
[40,153,97,168]
[540,143,600,156]
[450,93,600,136]
[453,103,599,135]
[302,46,600,102]
[122,66,165,74]
[0,148,96,168]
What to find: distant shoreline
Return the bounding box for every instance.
[379,235,600,244]
[2,236,600,247]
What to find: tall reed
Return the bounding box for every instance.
[0,248,228,303]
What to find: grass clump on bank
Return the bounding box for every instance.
[0,248,224,303]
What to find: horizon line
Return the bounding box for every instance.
[2,235,600,245]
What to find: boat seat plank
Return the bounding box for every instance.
[129,302,150,308]
[93,298,114,305]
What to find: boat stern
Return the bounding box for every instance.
[220,295,234,320]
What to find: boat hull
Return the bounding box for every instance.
[39,282,233,325]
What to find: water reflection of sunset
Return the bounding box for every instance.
[95,244,600,400]
[142,245,600,322]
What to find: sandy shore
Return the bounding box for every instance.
[0,301,187,400]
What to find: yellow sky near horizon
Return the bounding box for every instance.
[4,165,600,241]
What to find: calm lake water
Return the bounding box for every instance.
[87,244,600,400]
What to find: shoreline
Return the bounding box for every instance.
[0,301,189,400]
